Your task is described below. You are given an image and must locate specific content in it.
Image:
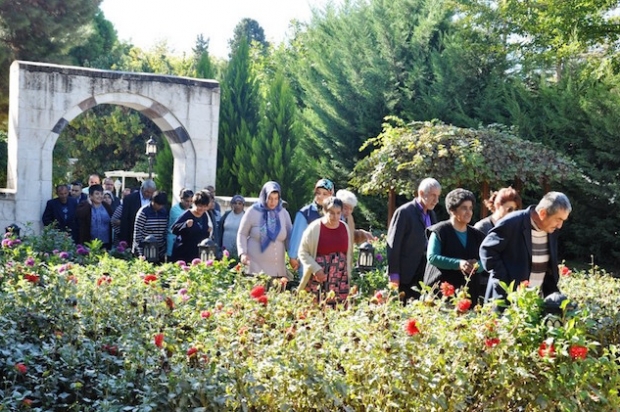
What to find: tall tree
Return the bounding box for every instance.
[234,71,308,211]
[69,10,118,67]
[229,18,269,56]
[216,36,260,195]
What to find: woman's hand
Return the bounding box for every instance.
[240,254,250,265]
[313,270,327,283]
[459,259,473,274]
[289,258,299,271]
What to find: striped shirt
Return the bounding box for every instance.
[530,218,549,288]
[133,204,169,258]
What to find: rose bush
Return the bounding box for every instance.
[1,233,619,410]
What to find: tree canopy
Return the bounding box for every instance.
[351,117,579,196]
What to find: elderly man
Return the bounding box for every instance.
[119,179,156,248]
[387,178,441,302]
[42,184,79,243]
[480,191,572,304]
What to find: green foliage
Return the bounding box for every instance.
[1,234,620,410]
[229,18,269,56]
[68,10,118,67]
[154,138,173,198]
[217,37,260,195]
[352,117,579,196]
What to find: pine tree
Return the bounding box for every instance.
[216,37,260,195]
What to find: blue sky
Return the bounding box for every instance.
[100,0,333,58]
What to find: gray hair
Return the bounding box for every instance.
[445,188,475,213]
[336,189,358,207]
[141,179,156,190]
[418,178,441,195]
[535,192,572,216]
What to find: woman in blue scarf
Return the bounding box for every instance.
[237,181,293,279]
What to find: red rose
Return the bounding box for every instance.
[405,319,420,336]
[456,299,472,313]
[24,274,39,283]
[440,282,455,297]
[538,342,556,358]
[201,310,211,319]
[485,337,500,348]
[257,295,268,306]
[250,285,265,299]
[154,333,164,348]
[569,345,588,360]
[97,276,111,286]
[15,362,27,374]
[187,347,198,357]
[22,398,33,407]
[561,266,572,277]
[519,280,530,289]
[144,274,158,284]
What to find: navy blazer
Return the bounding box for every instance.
[387,199,437,285]
[480,206,561,299]
[120,191,144,246]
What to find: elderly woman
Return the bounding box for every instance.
[218,194,245,257]
[423,189,486,304]
[336,189,374,245]
[170,190,211,264]
[474,187,522,235]
[298,197,353,305]
[237,182,293,278]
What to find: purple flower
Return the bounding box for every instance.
[12,239,21,245]
[118,241,128,249]
[191,258,202,266]
[1,238,12,248]
[76,246,89,255]
[181,294,190,302]
[175,260,186,267]
[59,251,70,260]
[117,245,125,253]
[53,249,59,255]
[375,253,383,262]
[205,260,214,266]
[25,257,35,266]
[178,288,188,295]
[222,249,230,258]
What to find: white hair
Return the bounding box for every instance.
[336,189,358,207]
[418,178,441,195]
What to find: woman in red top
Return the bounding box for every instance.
[298,197,353,305]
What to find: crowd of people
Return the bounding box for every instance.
[43,173,572,309]
[387,177,572,310]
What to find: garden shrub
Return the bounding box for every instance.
[1,231,619,411]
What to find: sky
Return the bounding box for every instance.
[100,0,334,59]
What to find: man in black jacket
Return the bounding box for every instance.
[387,178,441,303]
[119,179,156,248]
[42,184,79,243]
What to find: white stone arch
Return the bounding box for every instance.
[0,61,220,234]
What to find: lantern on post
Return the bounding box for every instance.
[143,234,159,264]
[198,238,219,262]
[5,224,21,238]
[357,242,375,273]
[146,136,157,179]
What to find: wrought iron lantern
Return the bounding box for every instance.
[143,234,159,263]
[198,238,219,262]
[146,136,157,179]
[357,242,375,273]
[5,223,21,238]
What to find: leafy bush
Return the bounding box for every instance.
[1,234,619,411]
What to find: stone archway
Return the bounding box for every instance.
[0,61,220,234]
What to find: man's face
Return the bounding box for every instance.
[103,179,115,192]
[180,196,193,210]
[56,187,69,203]
[142,188,155,200]
[70,185,82,198]
[152,203,164,212]
[342,203,354,219]
[419,187,441,211]
[88,175,101,186]
[537,208,570,233]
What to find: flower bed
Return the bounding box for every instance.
[1,230,619,410]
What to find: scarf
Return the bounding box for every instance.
[253,181,283,252]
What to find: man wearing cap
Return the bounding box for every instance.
[218,194,246,258]
[387,177,441,303]
[288,178,334,274]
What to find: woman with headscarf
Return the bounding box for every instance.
[237,181,293,279]
[298,196,353,305]
[218,194,245,258]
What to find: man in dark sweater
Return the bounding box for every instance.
[42,184,79,243]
